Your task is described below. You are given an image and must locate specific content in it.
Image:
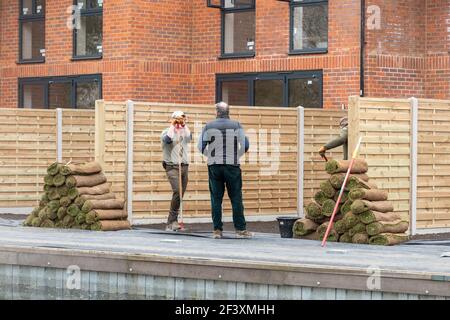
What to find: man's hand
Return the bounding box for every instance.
[318,146,327,156]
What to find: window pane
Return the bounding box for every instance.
[221,80,248,106]
[76,80,100,109]
[223,0,254,9]
[22,83,46,108]
[288,77,321,108]
[49,82,72,109]
[21,0,33,15]
[21,20,45,60]
[293,4,328,51]
[224,11,255,54]
[76,15,103,56]
[254,79,283,107]
[35,0,45,14]
[77,0,102,9]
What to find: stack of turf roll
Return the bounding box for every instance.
[23,161,131,232]
[293,158,409,246]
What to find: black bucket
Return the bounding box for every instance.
[276,216,299,238]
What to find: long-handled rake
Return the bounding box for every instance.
[177,129,185,231]
[321,136,363,247]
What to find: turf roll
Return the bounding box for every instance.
[74,196,86,208]
[305,202,323,220]
[41,219,55,228]
[66,173,107,188]
[75,212,87,225]
[23,214,34,226]
[44,175,54,186]
[48,189,61,201]
[314,191,329,206]
[88,209,128,221]
[31,217,42,227]
[317,222,339,242]
[67,204,80,217]
[320,181,336,198]
[57,207,67,220]
[90,220,131,231]
[359,211,402,224]
[65,162,103,175]
[60,196,71,207]
[334,219,348,234]
[293,218,319,236]
[334,191,349,204]
[347,176,373,190]
[322,199,337,217]
[58,185,69,197]
[348,223,366,237]
[340,200,353,215]
[348,188,388,202]
[325,159,368,174]
[47,162,61,176]
[329,173,370,189]
[339,232,352,243]
[81,193,116,201]
[81,199,124,213]
[68,187,79,200]
[366,220,409,236]
[77,182,112,196]
[38,207,49,220]
[294,232,320,241]
[53,174,66,187]
[352,233,369,244]
[343,212,359,229]
[62,215,75,228]
[351,200,394,214]
[369,233,409,246]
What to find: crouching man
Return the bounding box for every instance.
[161,111,192,231]
[198,102,252,239]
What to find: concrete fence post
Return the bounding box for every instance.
[409,97,419,236]
[297,106,305,217]
[126,100,134,225]
[95,100,106,168]
[56,108,63,162]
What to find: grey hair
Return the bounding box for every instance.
[215,101,230,117]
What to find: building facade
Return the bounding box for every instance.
[0,0,449,110]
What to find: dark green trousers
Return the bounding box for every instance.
[208,164,246,231]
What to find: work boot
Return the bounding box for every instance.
[166,221,181,231]
[213,230,223,239]
[236,230,253,239]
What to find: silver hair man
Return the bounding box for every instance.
[215,101,230,118]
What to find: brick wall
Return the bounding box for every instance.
[1,0,449,109]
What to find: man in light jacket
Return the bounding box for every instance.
[161,111,192,231]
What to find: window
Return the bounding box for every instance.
[19,75,102,109]
[208,0,256,58]
[73,0,103,59]
[290,0,328,54]
[217,71,323,108]
[19,0,45,63]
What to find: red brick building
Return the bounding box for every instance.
[0,0,449,110]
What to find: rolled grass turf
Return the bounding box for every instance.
[351,200,394,214]
[90,220,131,231]
[325,159,368,174]
[349,188,388,202]
[348,222,366,237]
[320,181,336,198]
[314,191,329,206]
[366,220,409,236]
[321,199,337,217]
[340,200,353,215]
[343,212,359,229]
[352,233,369,244]
[339,232,352,243]
[359,210,402,224]
[369,233,409,246]
[293,218,319,236]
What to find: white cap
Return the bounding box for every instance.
[171,111,185,119]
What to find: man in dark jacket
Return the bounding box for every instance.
[318,117,348,160]
[198,102,251,239]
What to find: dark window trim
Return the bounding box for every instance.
[289,0,328,55]
[18,0,45,64]
[219,1,256,59]
[72,0,103,60]
[216,70,323,108]
[18,74,102,109]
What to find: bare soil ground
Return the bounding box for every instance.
[2,214,449,241]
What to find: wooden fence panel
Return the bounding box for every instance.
[0,109,57,208]
[0,108,96,209]
[417,100,450,228]
[348,97,411,223]
[303,109,347,205]
[62,109,95,163]
[131,103,298,220]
